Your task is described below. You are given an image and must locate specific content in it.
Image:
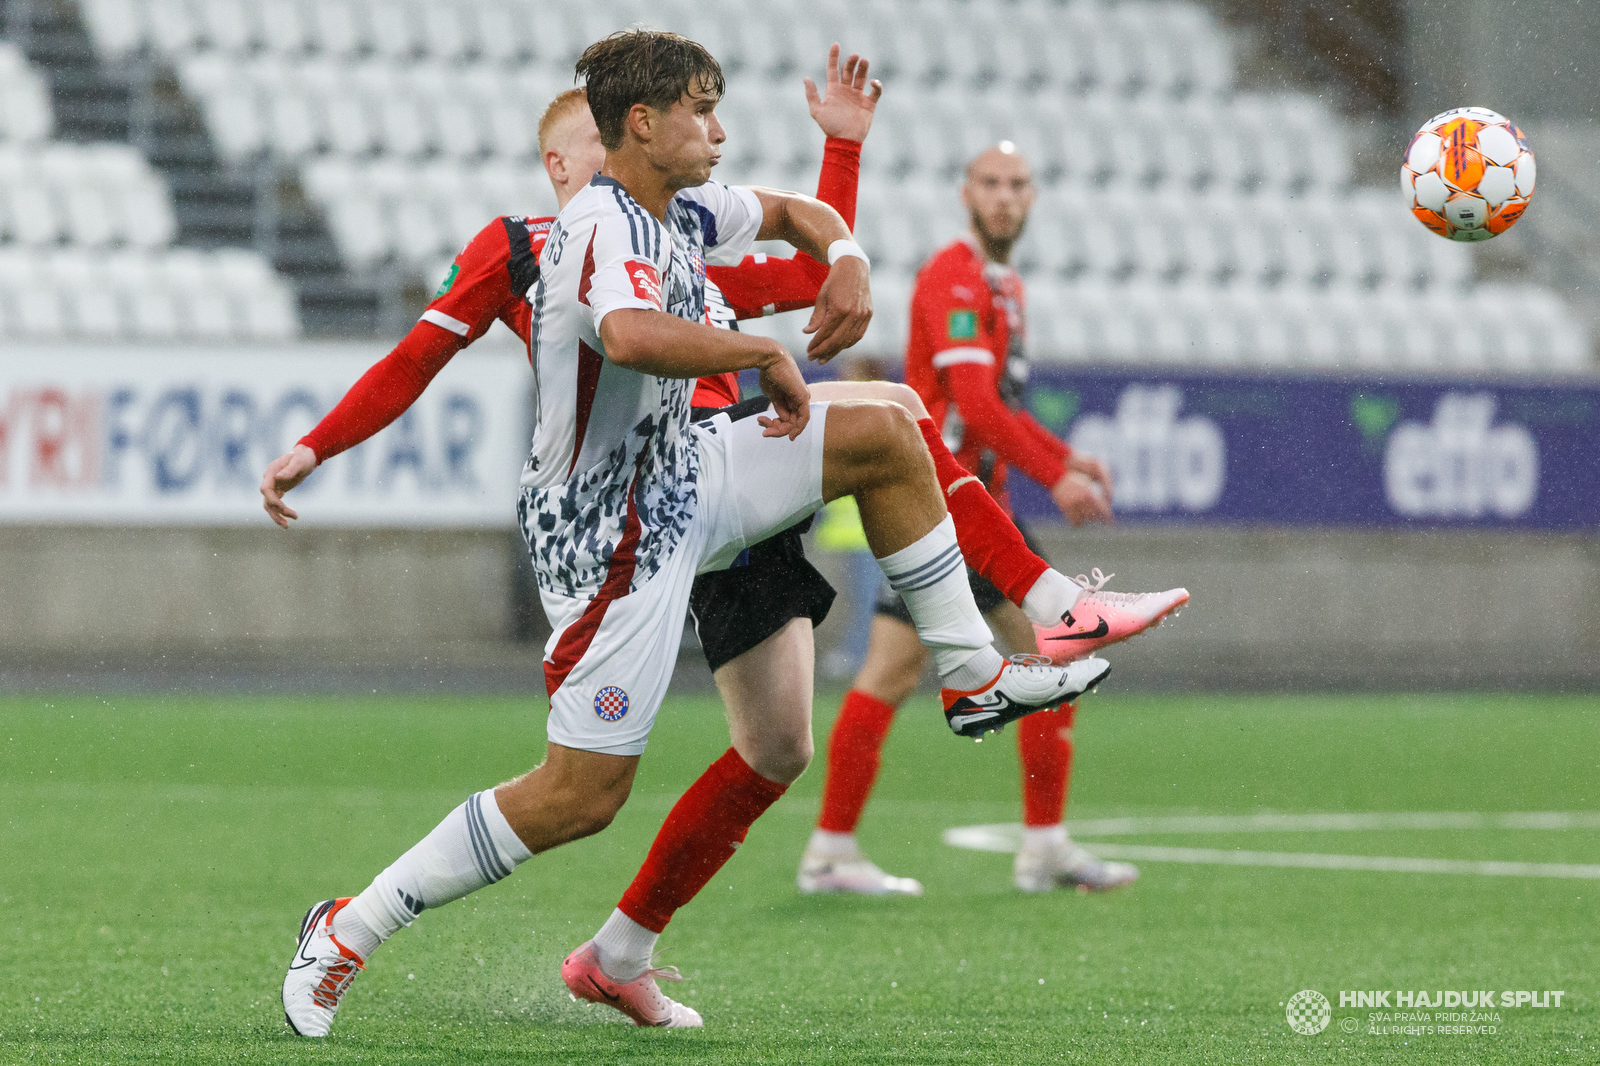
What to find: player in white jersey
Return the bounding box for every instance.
[276,30,1110,1037]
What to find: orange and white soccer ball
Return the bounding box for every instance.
[1402,107,1535,242]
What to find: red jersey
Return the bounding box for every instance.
[904,235,1069,514]
[301,139,862,462]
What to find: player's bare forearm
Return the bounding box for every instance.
[601,309,785,378]
[751,188,851,260]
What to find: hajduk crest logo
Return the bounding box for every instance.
[1286,990,1332,1035]
[594,686,629,722]
[626,260,662,308]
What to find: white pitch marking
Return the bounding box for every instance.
[1081,844,1600,881]
[940,813,1600,879]
[1067,810,1600,837]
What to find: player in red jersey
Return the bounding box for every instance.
[799,143,1190,898]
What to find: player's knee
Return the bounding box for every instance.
[881,381,928,421]
[856,400,920,461]
[856,657,923,708]
[749,731,813,785]
[570,781,630,838]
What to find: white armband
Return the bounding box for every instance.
[826,239,870,269]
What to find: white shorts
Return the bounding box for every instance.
[539,401,830,756]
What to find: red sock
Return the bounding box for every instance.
[617,748,786,933]
[816,690,897,833]
[1017,703,1076,827]
[916,418,1049,605]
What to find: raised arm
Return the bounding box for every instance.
[709,44,877,320]
[749,186,871,360]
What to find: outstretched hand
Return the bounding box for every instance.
[260,444,317,528]
[803,256,871,361]
[804,44,883,143]
[756,347,812,440]
[1068,452,1114,503]
[1051,468,1114,527]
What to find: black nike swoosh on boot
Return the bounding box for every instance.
[1046,617,1110,641]
[588,976,623,1002]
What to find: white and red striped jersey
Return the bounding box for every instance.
[521,174,761,599]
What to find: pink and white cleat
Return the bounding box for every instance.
[1034,569,1189,663]
[561,940,703,1028]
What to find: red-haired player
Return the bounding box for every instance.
[799,144,1189,898]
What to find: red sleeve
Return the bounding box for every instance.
[299,218,537,462]
[940,363,1070,490]
[705,138,861,320]
[422,218,524,343]
[691,372,741,409]
[299,321,465,463]
[1017,411,1071,461]
[815,136,860,230]
[706,255,827,319]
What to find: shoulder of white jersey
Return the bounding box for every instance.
[570,176,667,260]
[671,180,758,245]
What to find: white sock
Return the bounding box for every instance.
[806,828,861,859]
[941,645,1006,691]
[876,515,995,677]
[340,789,532,958]
[1021,570,1085,627]
[593,909,659,982]
[1022,824,1068,851]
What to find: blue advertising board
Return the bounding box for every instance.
[1002,369,1600,530]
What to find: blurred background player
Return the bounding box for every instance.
[800,143,1188,897]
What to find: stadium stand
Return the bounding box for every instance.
[51,0,1598,369]
[0,35,298,340]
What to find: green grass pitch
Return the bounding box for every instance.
[2,690,1596,1064]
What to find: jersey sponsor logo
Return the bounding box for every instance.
[432,263,460,300]
[627,260,663,307]
[947,309,978,340]
[594,685,630,722]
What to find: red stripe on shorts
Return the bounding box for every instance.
[543,469,643,696]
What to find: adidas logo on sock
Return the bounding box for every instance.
[396,888,424,916]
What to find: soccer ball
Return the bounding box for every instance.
[1402,107,1535,242]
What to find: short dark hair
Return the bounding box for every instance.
[575,30,725,151]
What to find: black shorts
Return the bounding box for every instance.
[686,401,837,673]
[875,520,1042,624]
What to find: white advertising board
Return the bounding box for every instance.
[0,345,531,527]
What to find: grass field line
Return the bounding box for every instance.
[1066,810,1600,835]
[944,813,1600,879]
[1080,844,1600,880]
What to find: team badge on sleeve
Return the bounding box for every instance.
[626,261,663,307]
[594,686,630,722]
[947,309,978,340]
[433,263,460,300]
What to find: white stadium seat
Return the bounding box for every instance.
[25,0,1584,365]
